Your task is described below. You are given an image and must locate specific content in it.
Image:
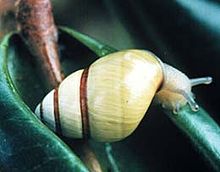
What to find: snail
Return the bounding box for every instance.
[35,49,212,142]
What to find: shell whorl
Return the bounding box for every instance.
[36,70,84,138]
[35,49,163,142]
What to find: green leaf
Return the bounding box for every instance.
[59,26,116,57]
[0,33,88,171]
[167,106,220,171]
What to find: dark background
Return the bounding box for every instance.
[52,0,220,171]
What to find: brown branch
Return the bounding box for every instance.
[16,0,63,89]
[80,142,102,172]
[66,140,103,172]
[15,0,102,171]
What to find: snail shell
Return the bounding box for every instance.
[35,50,163,142]
[35,49,212,142]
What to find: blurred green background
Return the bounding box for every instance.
[1,0,219,171]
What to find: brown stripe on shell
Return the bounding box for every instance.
[80,68,90,139]
[39,101,45,124]
[54,88,62,135]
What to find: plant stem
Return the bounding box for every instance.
[16,0,63,89]
[166,105,220,171]
[105,143,120,172]
[15,0,102,171]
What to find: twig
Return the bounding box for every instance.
[15,0,102,171]
[66,140,102,172]
[16,0,63,89]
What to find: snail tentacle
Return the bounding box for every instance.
[190,77,212,86]
[174,89,199,112]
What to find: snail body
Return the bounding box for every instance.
[35,49,212,142]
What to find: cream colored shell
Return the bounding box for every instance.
[35,70,84,138]
[58,70,84,138]
[35,49,163,142]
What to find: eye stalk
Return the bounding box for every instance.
[190,77,212,86]
[187,77,212,111]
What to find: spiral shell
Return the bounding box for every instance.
[35,49,163,142]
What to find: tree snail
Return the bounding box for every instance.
[35,49,212,142]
